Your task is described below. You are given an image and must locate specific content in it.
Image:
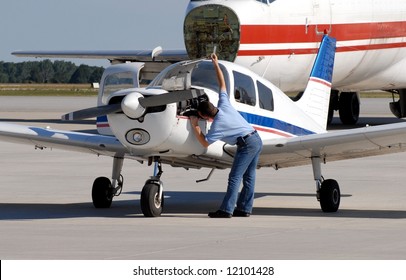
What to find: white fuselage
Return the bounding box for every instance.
[104,59,329,166]
[185,0,406,92]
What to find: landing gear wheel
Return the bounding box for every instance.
[319,179,340,212]
[141,182,163,217]
[327,90,339,125]
[339,92,360,125]
[92,177,113,208]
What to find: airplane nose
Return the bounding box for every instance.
[184,4,240,62]
[121,91,146,119]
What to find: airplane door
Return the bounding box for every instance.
[310,0,332,36]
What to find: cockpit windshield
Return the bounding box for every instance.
[191,62,229,93]
[148,61,229,94]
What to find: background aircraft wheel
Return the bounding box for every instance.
[319,179,340,212]
[141,183,164,217]
[339,92,360,125]
[92,177,113,208]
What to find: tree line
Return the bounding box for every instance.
[0,60,104,84]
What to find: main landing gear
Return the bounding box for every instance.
[328,91,360,125]
[91,156,164,217]
[92,157,124,208]
[311,157,341,212]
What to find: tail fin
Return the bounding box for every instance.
[296,35,336,129]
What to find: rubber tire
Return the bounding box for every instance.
[92,177,113,208]
[339,92,360,125]
[319,179,340,213]
[140,183,163,217]
[327,90,339,125]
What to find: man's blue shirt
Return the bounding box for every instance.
[206,91,254,145]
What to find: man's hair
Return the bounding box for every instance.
[197,101,217,118]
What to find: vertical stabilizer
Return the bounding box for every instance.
[296,35,336,129]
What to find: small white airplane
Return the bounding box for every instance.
[12,0,406,125]
[2,34,406,217]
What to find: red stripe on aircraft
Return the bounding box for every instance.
[97,123,110,128]
[254,126,293,138]
[238,42,406,56]
[240,21,406,44]
[309,77,332,87]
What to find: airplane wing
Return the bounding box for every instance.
[255,122,406,169]
[0,123,128,158]
[12,49,189,83]
[2,120,406,171]
[12,49,189,63]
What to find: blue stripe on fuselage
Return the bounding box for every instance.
[239,111,316,136]
[98,112,314,137]
[97,115,108,122]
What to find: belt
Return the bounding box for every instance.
[242,130,257,140]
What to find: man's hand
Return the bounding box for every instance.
[211,53,218,64]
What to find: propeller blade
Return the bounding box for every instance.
[61,103,122,121]
[139,89,205,107]
[61,89,204,121]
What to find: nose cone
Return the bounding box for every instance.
[121,91,146,119]
[184,4,240,62]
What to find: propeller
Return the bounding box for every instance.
[61,88,205,121]
[61,103,121,121]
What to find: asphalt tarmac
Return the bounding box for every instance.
[1,96,406,260]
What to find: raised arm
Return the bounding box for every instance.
[211,53,226,93]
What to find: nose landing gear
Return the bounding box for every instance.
[140,158,164,217]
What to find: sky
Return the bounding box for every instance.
[0,0,190,67]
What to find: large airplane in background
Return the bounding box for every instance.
[2,35,406,217]
[12,0,406,125]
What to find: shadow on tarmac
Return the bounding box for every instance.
[1,191,405,220]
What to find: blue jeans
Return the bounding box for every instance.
[220,132,262,214]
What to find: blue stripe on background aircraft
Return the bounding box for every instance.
[2,34,406,217]
[12,0,406,125]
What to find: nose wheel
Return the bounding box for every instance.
[140,158,164,217]
[140,180,164,217]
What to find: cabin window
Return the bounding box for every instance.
[102,72,134,103]
[257,81,274,111]
[233,71,256,106]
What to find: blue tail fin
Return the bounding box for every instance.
[310,35,336,83]
[296,35,337,129]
